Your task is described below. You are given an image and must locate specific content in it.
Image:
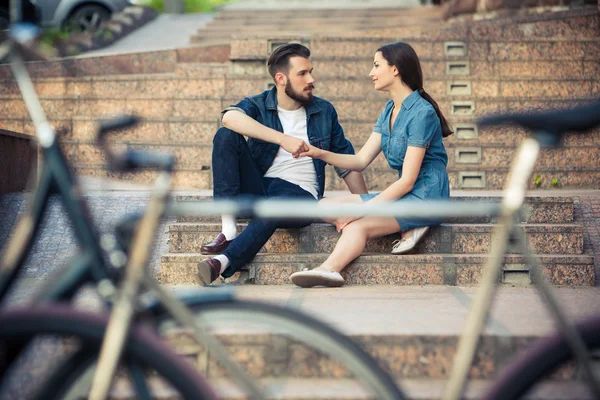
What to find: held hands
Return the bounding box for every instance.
[299,144,324,159]
[281,136,310,158]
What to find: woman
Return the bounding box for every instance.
[290,42,452,288]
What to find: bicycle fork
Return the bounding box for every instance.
[88,172,172,400]
[443,136,600,399]
[443,138,540,400]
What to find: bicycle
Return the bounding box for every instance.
[160,100,600,400]
[0,19,404,400]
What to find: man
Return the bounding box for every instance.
[197,43,368,284]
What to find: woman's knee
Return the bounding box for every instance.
[342,220,367,237]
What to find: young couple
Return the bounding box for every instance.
[196,42,453,288]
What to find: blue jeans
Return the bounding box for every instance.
[212,127,315,277]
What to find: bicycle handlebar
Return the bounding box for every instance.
[96,115,176,173]
[478,99,600,148]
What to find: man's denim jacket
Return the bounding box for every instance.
[222,87,355,199]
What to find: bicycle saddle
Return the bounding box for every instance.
[478,100,600,135]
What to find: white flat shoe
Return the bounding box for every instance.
[391,226,430,254]
[290,269,345,288]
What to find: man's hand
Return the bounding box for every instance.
[299,144,324,159]
[280,136,309,158]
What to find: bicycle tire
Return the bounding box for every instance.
[152,298,406,400]
[0,305,217,400]
[483,314,600,400]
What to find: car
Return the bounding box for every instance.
[1,0,133,32]
[1,0,40,27]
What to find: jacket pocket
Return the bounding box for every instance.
[387,131,408,168]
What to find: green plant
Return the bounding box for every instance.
[551,178,559,187]
[137,0,231,13]
[39,28,71,47]
[533,175,542,187]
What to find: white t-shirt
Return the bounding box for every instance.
[264,106,319,199]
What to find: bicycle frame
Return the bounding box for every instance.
[0,52,118,305]
[0,40,266,400]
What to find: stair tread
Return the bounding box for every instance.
[111,376,597,399]
[159,285,600,338]
[168,221,585,228]
[162,252,594,260]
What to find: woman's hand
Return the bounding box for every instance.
[335,216,361,232]
[299,144,324,159]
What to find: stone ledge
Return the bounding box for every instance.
[167,222,585,256]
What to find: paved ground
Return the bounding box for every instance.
[85,13,214,56]
[206,284,600,336]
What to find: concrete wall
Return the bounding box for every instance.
[0,130,37,195]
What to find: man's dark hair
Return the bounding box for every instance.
[267,43,311,79]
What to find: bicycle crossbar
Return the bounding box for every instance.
[168,199,501,220]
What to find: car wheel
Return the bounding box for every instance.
[64,4,110,33]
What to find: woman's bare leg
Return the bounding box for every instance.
[315,216,400,273]
[318,194,364,225]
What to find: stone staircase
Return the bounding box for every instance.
[152,6,599,399]
[0,6,597,191]
[159,195,594,287]
[189,6,444,45]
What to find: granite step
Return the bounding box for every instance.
[4,117,598,150]
[214,7,443,19]
[110,378,596,400]
[225,12,600,61]
[7,96,597,125]
[4,74,596,104]
[201,18,439,32]
[307,38,600,62]
[59,141,600,172]
[167,222,584,256]
[229,36,600,62]
[200,16,438,31]
[62,162,600,192]
[159,253,594,287]
[223,77,598,102]
[153,286,600,382]
[174,196,574,225]
[72,165,212,189]
[326,167,600,192]
[294,98,600,122]
[65,163,600,192]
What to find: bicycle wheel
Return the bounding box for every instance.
[0,305,217,400]
[151,297,406,400]
[483,314,600,400]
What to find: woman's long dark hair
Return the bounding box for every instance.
[377,42,453,137]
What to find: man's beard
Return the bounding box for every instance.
[285,80,314,105]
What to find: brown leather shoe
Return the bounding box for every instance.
[200,233,232,254]
[196,258,221,285]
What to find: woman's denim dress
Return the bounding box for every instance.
[360,90,450,231]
